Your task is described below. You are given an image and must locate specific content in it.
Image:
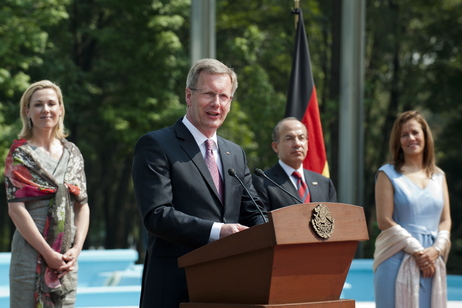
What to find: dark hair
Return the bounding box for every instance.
[389,110,435,176]
[272,117,303,142]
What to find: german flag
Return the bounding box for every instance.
[285,8,329,177]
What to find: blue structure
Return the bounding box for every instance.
[1,251,461,307]
[342,259,462,302]
[0,249,141,307]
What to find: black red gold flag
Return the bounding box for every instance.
[285,8,329,177]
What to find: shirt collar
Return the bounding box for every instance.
[278,160,305,181]
[182,116,218,149]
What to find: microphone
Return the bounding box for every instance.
[227,168,268,223]
[254,168,303,204]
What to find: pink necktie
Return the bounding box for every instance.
[292,171,310,203]
[204,139,223,202]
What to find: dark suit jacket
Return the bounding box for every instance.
[252,162,337,211]
[132,118,266,308]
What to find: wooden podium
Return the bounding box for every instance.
[178,202,369,308]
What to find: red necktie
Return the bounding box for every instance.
[204,139,223,202]
[292,171,310,203]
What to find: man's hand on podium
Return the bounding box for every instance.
[219,223,249,239]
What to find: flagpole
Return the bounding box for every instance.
[294,0,300,28]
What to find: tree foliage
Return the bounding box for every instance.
[0,0,72,249]
[362,0,462,272]
[1,0,462,273]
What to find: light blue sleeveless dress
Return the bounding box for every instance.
[374,164,445,308]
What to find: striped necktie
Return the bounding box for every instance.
[292,171,310,203]
[204,139,223,202]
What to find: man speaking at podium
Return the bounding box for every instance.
[253,117,337,211]
[132,58,267,308]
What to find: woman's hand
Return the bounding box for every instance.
[43,247,81,278]
[61,247,80,270]
[58,247,82,278]
[413,247,439,278]
[420,262,436,278]
[43,250,69,276]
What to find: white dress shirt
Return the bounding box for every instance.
[182,116,223,242]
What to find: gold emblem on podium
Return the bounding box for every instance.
[311,204,334,239]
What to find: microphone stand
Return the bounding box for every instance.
[254,168,303,204]
[228,168,268,223]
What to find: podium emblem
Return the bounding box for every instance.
[311,204,334,239]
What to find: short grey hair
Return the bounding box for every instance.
[186,58,238,95]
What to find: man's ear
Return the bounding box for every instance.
[185,88,192,107]
[271,141,279,155]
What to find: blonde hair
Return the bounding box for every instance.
[389,110,436,176]
[18,80,67,140]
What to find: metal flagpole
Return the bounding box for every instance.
[294,0,300,28]
[191,0,216,63]
[339,0,365,217]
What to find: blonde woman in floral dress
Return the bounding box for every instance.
[4,80,89,308]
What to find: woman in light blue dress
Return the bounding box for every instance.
[373,111,451,308]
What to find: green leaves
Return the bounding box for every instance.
[0,0,461,269]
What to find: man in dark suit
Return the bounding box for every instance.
[253,117,337,211]
[132,58,266,308]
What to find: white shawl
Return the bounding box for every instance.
[373,225,448,308]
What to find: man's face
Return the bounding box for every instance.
[185,72,233,138]
[272,119,308,169]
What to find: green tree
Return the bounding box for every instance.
[36,0,192,250]
[363,0,462,272]
[216,0,328,172]
[1,0,462,275]
[0,0,71,250]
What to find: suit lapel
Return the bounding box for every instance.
[273,163,299,197]
[217,138,232,206]
[304,170,318,202]
[174,120,222,202]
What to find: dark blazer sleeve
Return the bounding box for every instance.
[253,163,338,211]
[218,137,267,227]
[304,170,338,203]
[327,178,337,202]
[252,174,270,209]
[132,129,215,250]
[252,163,302,211]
